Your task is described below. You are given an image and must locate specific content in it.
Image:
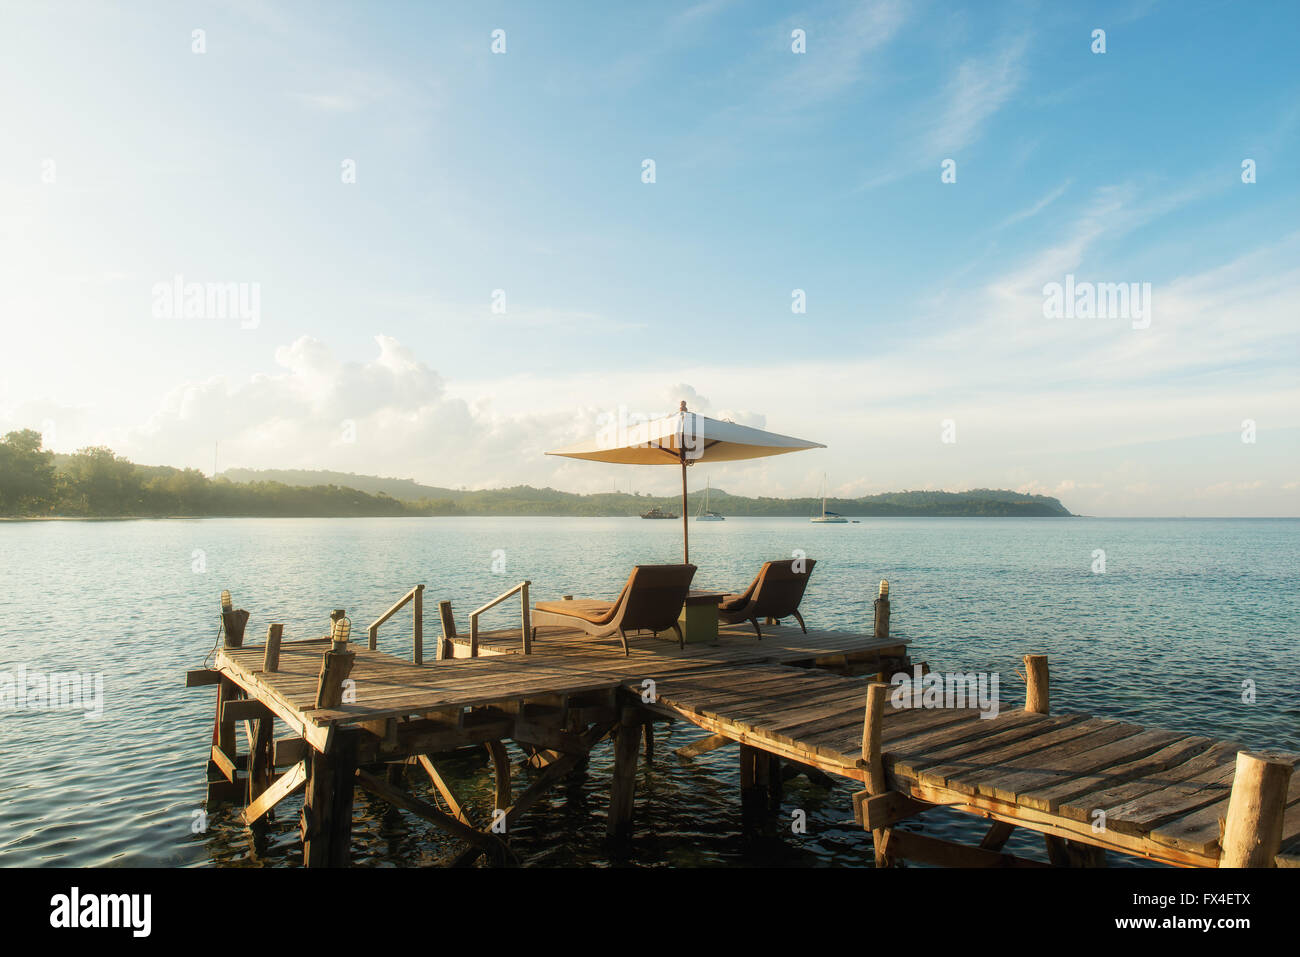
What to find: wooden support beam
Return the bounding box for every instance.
[1219,751,1294,867]
[210,744,245,781]
[301,733,358,868]
[418,755,471,825]
[185,669,222,688]
[675,731,733,759]
[1044,835,1108,867]
[273,737,307,767]
[452,720,616,868]
[239,760,306,826]
[859,681,894,867]
[608,709,642,839]
[223,699,275,723]
[486,739,512,814]
[1023,654,1049,715]
[262,623,283,673]
[206,676,243,805]
[853,789,930,830]
[246,706,275,830]
[979,820,1017,851]
[355,768,508,864]
[880,829,1051,868]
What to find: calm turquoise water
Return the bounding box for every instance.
[1,516,1296,867]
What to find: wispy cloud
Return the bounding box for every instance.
[856,33,1028,191]
[998,179,1072,229]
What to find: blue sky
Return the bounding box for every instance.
[1,0,1297,515]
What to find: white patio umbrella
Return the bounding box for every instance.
[546,401,825,562]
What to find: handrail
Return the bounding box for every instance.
[368,584,425,664]
[468,581,531,658]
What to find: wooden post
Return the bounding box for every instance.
[1219,751,1293,867]
[412,584,424,665]
[205,676,244,805]
[740,745,778,828]
[1023,654,1049,715]
[860,681,893,867]
[608,708,642,839]
[315,614,355,710]
[262,623,283,673]
[437,600,456,660]
[301,733,358,867]
[220,590,250,648]
[246,705,275,834]
[520,581,532,655]
[873,580,890,640]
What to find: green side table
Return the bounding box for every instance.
[678,590,724,644]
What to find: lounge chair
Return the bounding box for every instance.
[718,559,816,638]
[531,564,698,655]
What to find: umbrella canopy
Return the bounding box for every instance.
[546,401,825,562]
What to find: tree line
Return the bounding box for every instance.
[0,430,1072,518]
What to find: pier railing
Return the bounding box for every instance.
[469,580,531,657]
[368,584,425,664]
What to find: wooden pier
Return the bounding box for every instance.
[186,583,1298,868]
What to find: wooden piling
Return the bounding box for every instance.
[739,744,766,828]
[860,681,893,867]
[301,733,358,867]
[246,703,275,833]
[873,580,890,640]
[1219,751,1293,867]
[437,600,456,660]
[261,623,283,673]
[608,708,642,839]
[1023,654,1049,715]
[220,590,249,648]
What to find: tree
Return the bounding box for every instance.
[0,430,56,515]
[62,446,145,515]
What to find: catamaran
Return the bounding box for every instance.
[696,477,725,521]
[810,474,848,523]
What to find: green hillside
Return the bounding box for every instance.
[0,431,1073,518]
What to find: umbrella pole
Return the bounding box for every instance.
[680,456,689,564]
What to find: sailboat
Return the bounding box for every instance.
[810,474,848,523]
[695,477,725,521]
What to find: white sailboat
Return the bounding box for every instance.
[695,476,725,521]
[810,474,848,523]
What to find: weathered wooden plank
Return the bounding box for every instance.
[1017,734,1218,813]
[1059,741,1241,829]
[239,760,306,826]
[185,669,223,688]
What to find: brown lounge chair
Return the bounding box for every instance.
[531,564,697,656]
[718,558,816,638]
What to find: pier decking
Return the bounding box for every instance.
[187,586,1298,869]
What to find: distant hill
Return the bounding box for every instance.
[218,468,1073,517]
